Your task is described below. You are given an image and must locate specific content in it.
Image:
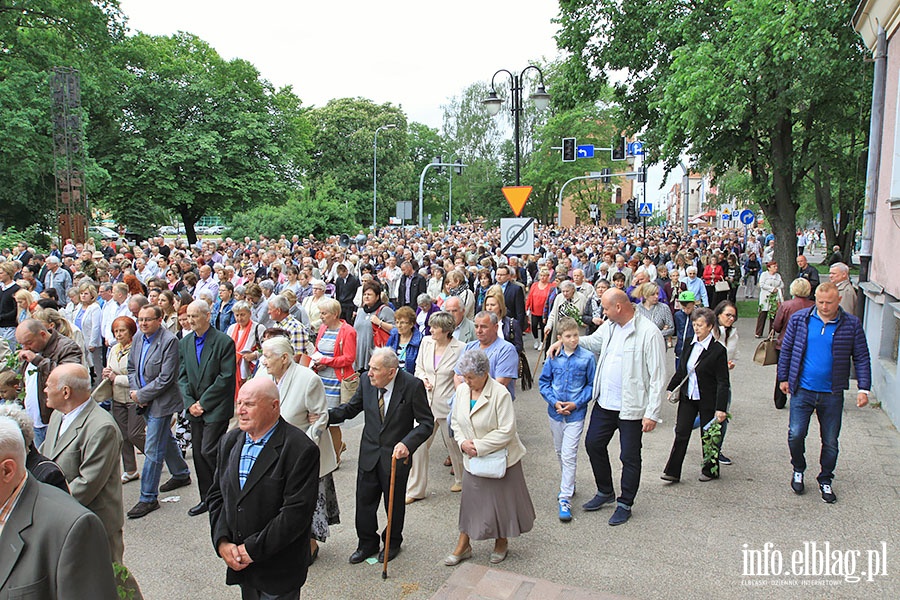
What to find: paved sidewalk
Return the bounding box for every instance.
[124,317,900,599]
[430,564,632,600]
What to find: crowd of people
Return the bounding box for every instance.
[0,223,870,598]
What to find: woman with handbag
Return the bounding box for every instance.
[771,278,814,409]
[702,256,726,308]
[661,308,730,483]
[406,311,464,503]
[311,298,357,465]
[258,336,339,564]
[756,261,784,338]
[353,280,394,371]
[445,350,535,567]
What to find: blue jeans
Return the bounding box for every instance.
[33,425,47,449]
[140,413,191,503]
[788,388,843,485]
[584,405,643,507]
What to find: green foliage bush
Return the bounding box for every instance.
[0,225,51,254]
[226,198,360,241]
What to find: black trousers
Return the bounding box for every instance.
[191,418,228,501]
[664,399,717,479]
[584,405,644,507]
[355,456,411,552]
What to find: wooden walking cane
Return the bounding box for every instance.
[382,454,402,580]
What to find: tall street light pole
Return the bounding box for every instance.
[373,123,397,229]
[483,66,550,186]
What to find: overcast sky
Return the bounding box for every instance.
[119,0,678,207]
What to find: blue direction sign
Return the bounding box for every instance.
[576,145,594,158]
[627,141,644,156]
[638,202,652,217]
[739,209,755,225]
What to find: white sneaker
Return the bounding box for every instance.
[533,339,540,350]
[121,471,140,484]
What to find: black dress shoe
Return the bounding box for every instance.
[187,501,208,517]
[127,500,159,519]
[349,547,377,564]
[378,546,401,563]
[159,476,191,493]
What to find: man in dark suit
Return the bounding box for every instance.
[334,263,360,323]
[329,348,434,564]
[397,261,427,309]
[126,304,193,519]
[179,300,236,517]
[496,265,527,327]
[207,378,319,600]
[0,416,118,600]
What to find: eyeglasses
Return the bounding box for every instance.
[722,313,737,319]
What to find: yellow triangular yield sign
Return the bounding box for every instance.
[502,186,532,217]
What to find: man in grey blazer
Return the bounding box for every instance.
[0,416,118,600]
[126,304,192,519]
[40,364,125,564]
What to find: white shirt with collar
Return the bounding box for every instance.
[686,332,714,400]
[58,400,92,438]
[378,373,398,416]
[597,317,636,411]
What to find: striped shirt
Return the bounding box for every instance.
[239,422,278,488]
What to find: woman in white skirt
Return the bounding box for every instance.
[445,350,535,566]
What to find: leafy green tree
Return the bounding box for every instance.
[0,0,124,230]
[556,0,870,281]
[97,32,311,244]
[306,98,408,227]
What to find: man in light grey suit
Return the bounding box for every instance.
[0,416,118,600]
[39,364,124,564]
[126,304,192,519]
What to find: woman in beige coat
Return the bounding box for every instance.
[445,349,535,567]
[101,316,145,483]
[406,311,464,502]
[258,336,338,563]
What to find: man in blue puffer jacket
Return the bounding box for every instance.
[777,282,871,504]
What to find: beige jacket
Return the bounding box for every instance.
[257,361,337,477]
[452,376,526,470]
[414,336,463,420]
[106,342,132,403]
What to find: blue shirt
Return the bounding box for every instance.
[138,330,159,388]
[194,328,209,365]
[538,345,596,422]
[456,337,519,399]
[239,422,278,488]
[800,309,838,393]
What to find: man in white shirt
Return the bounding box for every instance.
[551,288,666,526]
[195,264,219,301]
[102,283,131,347]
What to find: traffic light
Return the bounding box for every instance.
[433,156,443,174]
[637,165,647,183]
[611,136,626,161]
[626,199,638,224]
[600,168,611,184]
[562,137,576,162]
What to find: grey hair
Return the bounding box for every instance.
[262,336,293,359]
[259,280,275,291]
[233,285,246,296]
[0,416,26,469]
[428,311,455,334]
[268,294,291,313]
[832,262,849,275]
[416,293,432,307]
[0,403,35,448]
[232,300,252,314]
[54,364,91,396]
[474,310,499,325]
[686,265,698,275]
[558,280,575,292]
[456,349,490,377]
[371,347,400,369]
[188,299,211,315]
[197,290,215,302]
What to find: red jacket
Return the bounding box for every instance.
[702,263,724,285]
[315,321,357,380]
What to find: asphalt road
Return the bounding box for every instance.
[123,315,900,599]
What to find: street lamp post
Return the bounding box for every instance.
[483,66,550,186]
[373,123,397,229]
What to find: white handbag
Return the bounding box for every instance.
[464,448,508,479]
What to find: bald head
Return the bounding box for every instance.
[601,288,635,325]
[45,363,92,414]
[236,377,281,440]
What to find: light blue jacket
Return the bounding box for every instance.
[539,345,596,422]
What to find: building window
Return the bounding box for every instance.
[890,76,900,201]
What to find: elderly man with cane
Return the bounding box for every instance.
[328,348,434,566]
